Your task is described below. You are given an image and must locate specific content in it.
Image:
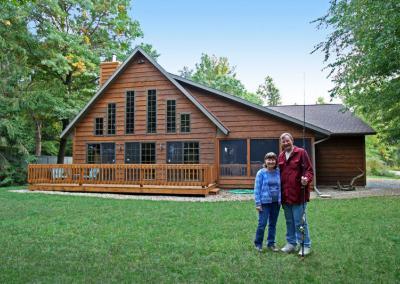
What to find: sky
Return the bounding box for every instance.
[130,0,340,105]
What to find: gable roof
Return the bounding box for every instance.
[61,48,374,139]
[60,47,229,139]
[268,104,375,135]
[170,74,331,136]
[171,75,375,136]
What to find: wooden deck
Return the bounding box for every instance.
[28,164,217,196]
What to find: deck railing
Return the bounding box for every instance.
[28,164,217,187]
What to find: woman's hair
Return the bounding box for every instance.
[280,132,294,142]
[263,152,277,169]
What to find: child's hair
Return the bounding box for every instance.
[263,152,277,169]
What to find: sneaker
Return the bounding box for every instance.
[281,243,296,253]
[298,247,311,256]
[267,245,280,252]
[255,246,263,253]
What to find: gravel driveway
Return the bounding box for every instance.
[10,178,400,202]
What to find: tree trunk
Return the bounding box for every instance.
[57,119,69,164]
[35,120,42,157]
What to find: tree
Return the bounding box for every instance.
[256,76,281,106]
[0,1,35,185]
[315,96,326,104]
[313,0,400,143]
[179,54,263,105]
[23,0,146,163]
[138,43,160,60]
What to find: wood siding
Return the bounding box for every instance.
[73,54,217,165]
[186,84,315,188]
[315,136,366,186]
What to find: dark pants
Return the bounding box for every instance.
[254,202,280,248]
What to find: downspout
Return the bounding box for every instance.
[313,137,331,198]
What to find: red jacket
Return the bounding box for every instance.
[278,146,313,205]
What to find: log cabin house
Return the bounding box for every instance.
[28,47,375,195]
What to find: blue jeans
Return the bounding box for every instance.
[283,203,311,248]
[254,202,280,248]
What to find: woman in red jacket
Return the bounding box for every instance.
[278,132,313,256]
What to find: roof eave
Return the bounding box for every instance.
[171,74,331,136]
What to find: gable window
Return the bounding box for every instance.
[107,103,116,135]
[250,139,279,176]
[166,100,176,133]
[180,113,191,133]
[147,90,157,133]
[219,140,247,176]
[87,143,115,164]
[126,91,135,134]
[167,141,199,164]
[94,117,104,136]
[125,142,156,164]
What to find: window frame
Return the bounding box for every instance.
[94,117,104,136]
[146,89,157,134]
[180,113,191,133]
[86,142,116,164]
[166,99,177,134]
[125,90,135,134]
[124,141,156,164]
[107,103,116,135]
[166,141,200,164]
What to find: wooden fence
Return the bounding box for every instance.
[28,164,217,188]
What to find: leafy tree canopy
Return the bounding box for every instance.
[179,54,263,105]
[315,96,326,104]
[313,0,400,143]
[256,76,281,106]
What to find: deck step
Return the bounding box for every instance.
[208,187,221,195]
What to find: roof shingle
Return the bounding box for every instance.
[268,104,375,135]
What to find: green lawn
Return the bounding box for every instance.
[1,187,399,283]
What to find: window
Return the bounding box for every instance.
[101,143,116,163]
[166,100,176,133]
[125,142,156,164]
[107,103,116,135]
[147,90,157,133]
[94,117,104,136]
[141,142,156,164]
[294,138,312,159]
[180,113,191,133]
[219,140,247,176]
[125,142,140,164]
[167,142,199,164]
[250,139,279,175]
[87,143,115,164]
[87,144,101,164]
[126,91,135,134]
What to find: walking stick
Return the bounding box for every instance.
[300,74,307,259]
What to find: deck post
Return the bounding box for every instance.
[79,167,84,186]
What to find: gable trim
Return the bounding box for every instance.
[60,47,229,139]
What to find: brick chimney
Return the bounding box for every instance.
[99,55,121,86]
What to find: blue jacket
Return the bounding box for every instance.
[254,168,281,206]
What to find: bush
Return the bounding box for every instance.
[366,157,397,177]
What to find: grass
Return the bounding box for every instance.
[1,187,399,283]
